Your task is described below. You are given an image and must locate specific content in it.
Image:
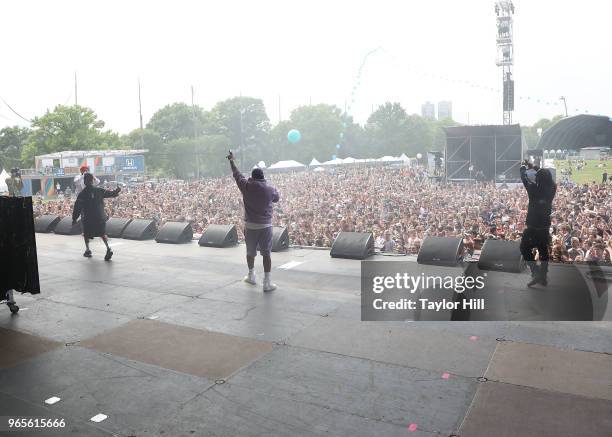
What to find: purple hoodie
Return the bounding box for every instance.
[233,169,279,224]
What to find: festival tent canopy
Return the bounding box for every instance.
[0,169,9,192]
[268,160,306,169]
[321,158,344,165]
[399,153,411,162]
[309,158,322,166]
[342,157,357,164]
[313,166,326,172]
[378,155,401,162]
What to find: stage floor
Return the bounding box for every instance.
[1,234,611,436]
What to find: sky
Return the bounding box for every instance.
[0,0,610,134]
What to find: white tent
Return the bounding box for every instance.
[0,169,9,193]
[268,160,306,170]
[313,166,326,172]
[321,158,344,165]
[399,153,411,162]
[342,157,357,164]
[309,158,322,166]
[378,155,400,162]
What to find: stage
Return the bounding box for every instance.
[1,234,611,436]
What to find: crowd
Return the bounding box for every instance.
[35,165,612,264]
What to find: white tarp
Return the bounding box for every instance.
[321,158,344,165]
[378,155,400,162]
[309,158,322,166]
[0,169,9,192]
[268,160,306,169]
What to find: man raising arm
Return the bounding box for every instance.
[227,151,279,292]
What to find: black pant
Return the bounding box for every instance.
[520,227,550,262]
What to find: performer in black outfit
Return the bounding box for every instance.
[519,160,557,286]
[72,173,121,260]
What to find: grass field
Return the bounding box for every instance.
[553,159,610,185]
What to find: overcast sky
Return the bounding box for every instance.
[1,0,610,134]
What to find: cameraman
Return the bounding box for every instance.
[519,159,557,286]
[6,168,24,197]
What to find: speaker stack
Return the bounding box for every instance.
[330,232,374,260]
[105,217,133,238]
[415,236,465,321]
[53,217,82,235]
[122,219,158,240]
[35,215,61,233]
[156,221,193,244]
[198,224,238,248]
[271,226,290,252]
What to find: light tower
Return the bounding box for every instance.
[495,1,515,125]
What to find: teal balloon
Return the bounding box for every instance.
[339,132,344,139]
[336,144,341,149]
[332,155,337,160]
[287,129,301,143]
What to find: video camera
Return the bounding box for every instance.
[10,168,21,177]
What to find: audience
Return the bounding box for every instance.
[35,165,612,264]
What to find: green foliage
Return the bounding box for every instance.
[146,102,208,142]
[207,96,270,154]
[522,115,564,148]
[21,105,121,165]
[164,135,229,179]
[0,126,30,169]
[274,104,344,163]
[366,102,436,157]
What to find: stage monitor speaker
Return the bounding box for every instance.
[198,224,238,248]
[105,217,132,238]
[122,218,157,240]
[330,232,374,260]
[53,217,82,235]
[35,215,61,233]
[271,226,289,252]
[478,239,525,273]
[156,221,193,244]
[417,236,464,267]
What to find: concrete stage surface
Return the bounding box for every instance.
[1,234,611,437]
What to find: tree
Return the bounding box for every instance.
[276,104,344,163]
[122,128,166,170]
[430,117,460,151]
[366,102,411,156]
[147,103,208,143]
[206,96,270,168]
[21,105,122,165]
[0,126,30,169]
[522,115,564,148]
[164,135,229,179]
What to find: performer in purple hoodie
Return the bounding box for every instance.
[227,150,280,291]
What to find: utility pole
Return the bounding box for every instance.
[138,78,144,148]
[74,71,78,106]
[192,86,200,179]
[560,96,568,117]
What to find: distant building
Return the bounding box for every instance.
[580,147,610,160]
[421,101,436,119]
[438,101,453,120]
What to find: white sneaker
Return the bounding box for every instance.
[244,272,257,285]
[263,281,277,292]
